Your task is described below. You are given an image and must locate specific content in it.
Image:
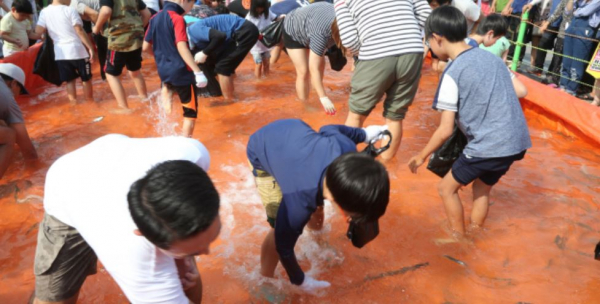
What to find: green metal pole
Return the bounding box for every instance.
[511,11,530,71]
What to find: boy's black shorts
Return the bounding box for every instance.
[283,28,305,50]
[105,48,142,77]
[214,21,259,76]
[451,150,527,186]
[164,83,199,119]
[57,59,92,83]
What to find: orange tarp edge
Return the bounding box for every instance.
[0,43,48,95]
[518,74,600,145]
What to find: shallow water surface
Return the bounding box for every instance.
[0,55,599,303]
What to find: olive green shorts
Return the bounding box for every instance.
[349,53,423,120]
[34,213,97,302]
[250,162,282,228]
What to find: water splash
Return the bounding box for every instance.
[140,89,179,137]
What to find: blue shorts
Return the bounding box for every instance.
[252,51,271,64]
[451,150,526,186]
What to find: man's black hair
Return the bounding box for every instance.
[12,0,33,14]
[214,4,230,14]
[475,14,508,37]
[325,153,389,223]
[250,0,270,19]
[427,0,452,6]
[128,160,220,249]
[425,6,468,42]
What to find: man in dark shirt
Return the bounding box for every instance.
[247,119,390,291]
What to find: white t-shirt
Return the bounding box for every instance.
[246,11,277,54]
[37,5,89,60]
[44,134,211,304]
[452,0,481,34]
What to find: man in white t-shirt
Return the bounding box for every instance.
[32,134,221,304]
[35,0,96,105]
[428,0,482,33]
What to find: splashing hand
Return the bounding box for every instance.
[195,72,208,88]
[362,125,389,143]
[299,276,331,293]
[408,155,425,174]
[319,97,336,115]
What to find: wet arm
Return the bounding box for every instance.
[414,111,456,161]
[319,125,367,143]
[9,123,37,159]
[308,50,326,98]
[177,41,201,73]
[275,200,312,285]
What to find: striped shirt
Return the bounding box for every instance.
[334,0,431,61]
[283,2,336,56]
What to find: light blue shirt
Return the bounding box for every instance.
[573,0,600,28]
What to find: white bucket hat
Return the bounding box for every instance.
[0,63,28,95]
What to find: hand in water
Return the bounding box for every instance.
[319,97,336,115]
[194,51,208,64]
[362,125,388,143]
[177,257,199,290]
[195,72,208,88]
[408,155,425,173]
[300,276,330,293]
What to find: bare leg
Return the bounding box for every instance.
[270,43,283,65]
[0,126,16,179]
[182,118,196,138]
[380,119,403,161]
[129,70,148,99]
[33,291,79,304]
[260,228,279,278]
[161,85,173,114]
[106,74,128,109]
[470,179,493,228]
[218,74,234,101]
[438,169,466,236]
[345,111,367,128]
[254,63,262,79]
[263,60,270,77]
[307,206,324,231]
[82,80,93,102]
[287,48,310,101]
[66,80,77,105]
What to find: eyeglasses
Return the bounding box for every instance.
[424,39,430,48]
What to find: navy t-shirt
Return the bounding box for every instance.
[187,15,246,50]
[247,119,366,285]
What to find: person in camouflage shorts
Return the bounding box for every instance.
[93,0,150,111]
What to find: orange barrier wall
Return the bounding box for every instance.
[0,43,49,95]
[518,74,600,146]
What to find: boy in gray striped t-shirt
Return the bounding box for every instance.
[408,6,531,242]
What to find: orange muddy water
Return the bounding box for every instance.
[1,54,599,303]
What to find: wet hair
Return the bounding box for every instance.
[250,0,270,19]
[476,14,508,37]
[325,153,390,223]
[128,160,220,249]
[425,6,467,42]
[12,0,33,14]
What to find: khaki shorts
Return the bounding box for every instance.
[349,53,423,120]
[250,161,283,228]
[34,213,97,302]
